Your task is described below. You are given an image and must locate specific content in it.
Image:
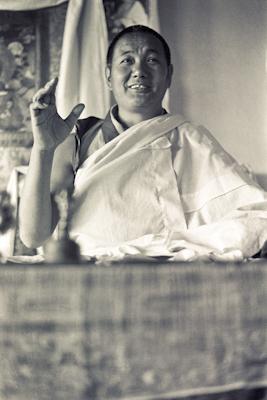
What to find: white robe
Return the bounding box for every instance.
[69,113,267,261]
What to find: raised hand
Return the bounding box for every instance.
[30,77,85,150]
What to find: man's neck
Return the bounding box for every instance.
[116,107,164,128]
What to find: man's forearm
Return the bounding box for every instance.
[19,146,56,248]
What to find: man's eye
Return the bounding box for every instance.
[147,57,159,63]
[120,58,132,64]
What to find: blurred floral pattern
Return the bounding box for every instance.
[0,23,35,133]
[0,7,66,190]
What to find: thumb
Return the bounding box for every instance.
[65,103,85,129]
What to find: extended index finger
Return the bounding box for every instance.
[44,77,58,105]
[32,77,58,105]
[44,77,58,96]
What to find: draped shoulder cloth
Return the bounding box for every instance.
[69,113,267,260]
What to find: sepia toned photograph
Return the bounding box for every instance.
[0,0,267,399]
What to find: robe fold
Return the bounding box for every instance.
[69,113,267,260]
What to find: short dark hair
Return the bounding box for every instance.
[106,25,171,66]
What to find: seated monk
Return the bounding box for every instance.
[19,25,267,260]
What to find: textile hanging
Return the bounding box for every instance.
[0,0,68,10]
[56,0,110,119]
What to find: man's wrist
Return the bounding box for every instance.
[32,143,57,154]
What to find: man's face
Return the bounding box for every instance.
[106,32,172,116]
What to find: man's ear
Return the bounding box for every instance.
[167,63,173,88]
[105,66,112,90]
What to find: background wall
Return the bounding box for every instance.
[159,0,267,184]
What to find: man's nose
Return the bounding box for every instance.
[132,60,147,78]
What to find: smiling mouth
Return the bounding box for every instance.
[128,84,150,92]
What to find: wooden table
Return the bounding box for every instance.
[0,260,267,400]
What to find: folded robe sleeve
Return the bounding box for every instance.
[170,122,267,258]
[172,122,267,227]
